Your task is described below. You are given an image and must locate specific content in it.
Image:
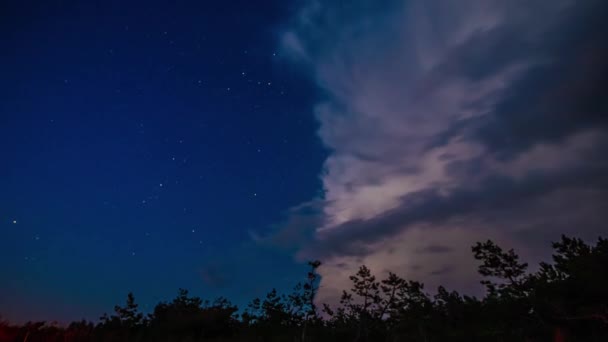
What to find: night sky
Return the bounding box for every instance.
[1,0,324,322]
[2,0,608,323]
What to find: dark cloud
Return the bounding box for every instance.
[305,156,608,259]
[250,200,323,253]
[416,245,454,254]
[429,265,455,276]
[470,2,608,158]
[200,264,230,288]
[280,0,608,301]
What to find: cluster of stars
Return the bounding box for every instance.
[35,32,290,265]
[1,0,323,322]
[8,219,43,262]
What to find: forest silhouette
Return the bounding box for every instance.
[1,235,607,341]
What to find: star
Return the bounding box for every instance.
[12,220,17,224]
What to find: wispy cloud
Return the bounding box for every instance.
[279,0,608,304]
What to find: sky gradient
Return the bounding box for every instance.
[2,0,607,323]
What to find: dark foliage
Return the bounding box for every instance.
[1,236,607,341]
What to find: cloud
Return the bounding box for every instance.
[200,264,229,288]
[279,0,608,305]
[416,244,453,255]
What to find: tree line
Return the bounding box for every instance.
[1,235,607,341]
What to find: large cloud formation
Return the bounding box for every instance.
[279,0,608,305]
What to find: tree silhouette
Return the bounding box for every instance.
[148,288,238,341]
[2,235,607,342]
[472,240,529,297]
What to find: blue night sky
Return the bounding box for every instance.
[2,0,607,323]
[1,0,324,322]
